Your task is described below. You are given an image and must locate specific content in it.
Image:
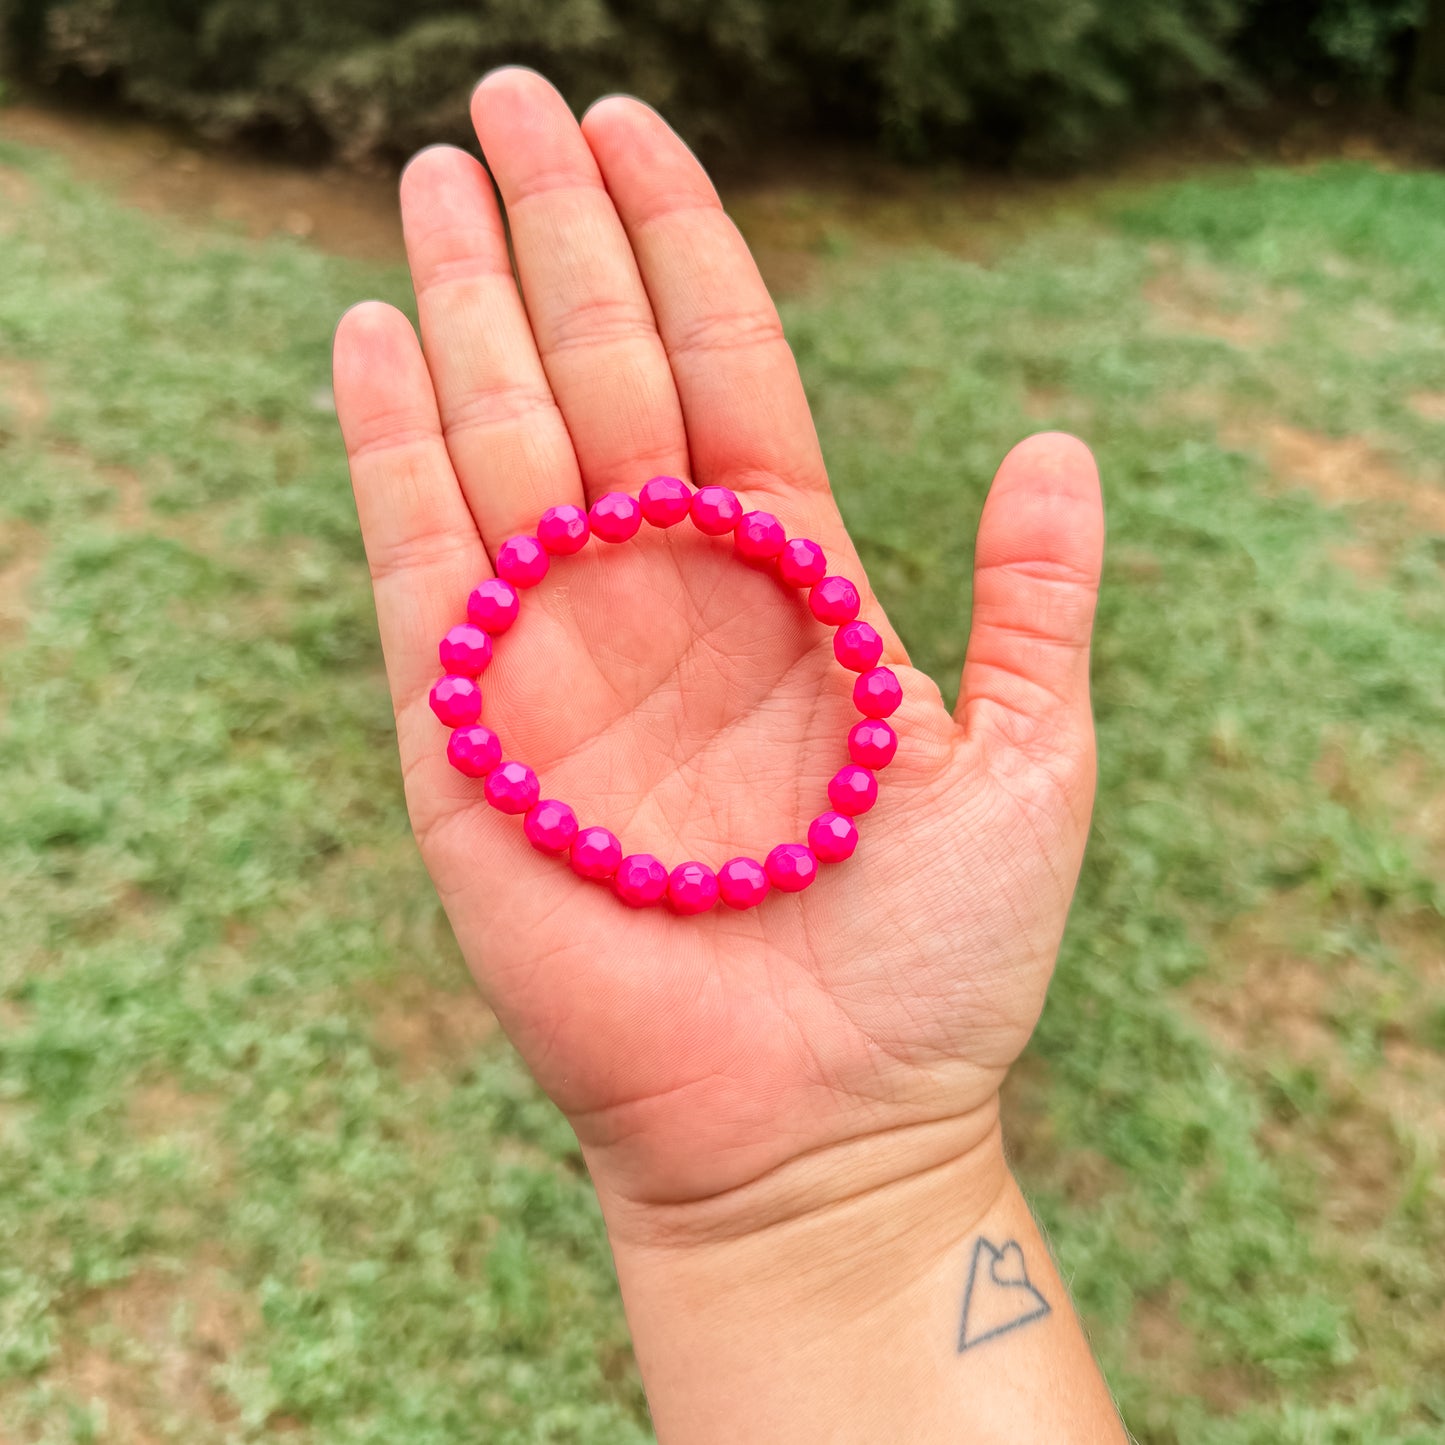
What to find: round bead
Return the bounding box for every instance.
[467,578,520,634]
[570,826,623,881]
[496,535,549,588]
[589,492,642,544]
[833,620,884,673]
[717,857,770,910]
[615,854,669,908]
[808,811,859,863]
[828,764,878,816]
[764,843,818,893]
[734,510,786,563]
[439,623,493,676]
[848,719,898,770]
[524,799,579,855]
[853,667,902,719]
[447,724,502,778]
[778,538,826,588]
[667,861,719,915]
[809,576,861,625]
[639,475,692,527]
[690,486,742,536]
[484,760,539,815]
[538,503,590,555]
[429,674,482,728]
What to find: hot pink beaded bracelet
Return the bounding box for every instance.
[428,477,902,914]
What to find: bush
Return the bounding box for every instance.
[0,0,1432,166]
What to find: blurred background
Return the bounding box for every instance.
[1,3,1443,1442]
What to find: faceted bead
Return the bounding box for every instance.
[809,575,861,625]
[496,535,549,588]
[538,503,590,555]
[853,666,902,719]
[524,799,579,854]
[439,622,493,676]
[639,475,693,527]
[484,760,539,814]
[717,856,770,910]
[447,724,501,778]
[734,510,786,563]
[690,486,742,536]
[764,843,818,893]
[778,538,826,588]
[589,492,642,543]
[833,620,883,673]
[667,860,719,915]
[828,764,878,816]
[615,853,668,908]
[808,811,859,863]
[429,674,482,728]
[848,719,898,770]
[467,578,520,633]
[570,826,623,881]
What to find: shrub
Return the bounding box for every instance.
[0,0,1432,166]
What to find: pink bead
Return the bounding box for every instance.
[439,623,493,676]
[808,811,858,863]
[429,674,482,728]
[848,719,898,770]
[734,510,785,563]
[538,504,590,555]
[496,535,549,588]
[809,576,861,625]
[854,667,902,719]
[639,475,692,527]
[828,764,878,816]
[667,861,719,915]
[615,854,668,908]
[524,799,579,854]
[690,486,742,536]
[467,578,520,634]
[765,843,818,893]
[589,492,642,543]
[833,620,884,673]
[778,538,826,588]
[484,760,539,815]
[447,724,502,778]
[570,826,623,881]
[717,857,770,910]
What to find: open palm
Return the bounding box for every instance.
[333,69,1104,1238]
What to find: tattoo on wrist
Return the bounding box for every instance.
[958,1237,1051,1352]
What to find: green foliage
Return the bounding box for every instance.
[1,138,1443,1440]
[0,0,1429,166]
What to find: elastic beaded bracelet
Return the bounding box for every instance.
[427,477,901,914]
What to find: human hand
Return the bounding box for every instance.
[332,70,1103,1250]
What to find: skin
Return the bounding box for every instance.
[334,67,1119,1442]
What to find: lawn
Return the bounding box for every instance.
[1,119,1443,1444]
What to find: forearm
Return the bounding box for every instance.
[603,1126,1124,1444]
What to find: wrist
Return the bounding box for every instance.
[591,1093,1007,1256]
[599,1112,1124,1444]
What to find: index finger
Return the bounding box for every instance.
[579,97,831,512]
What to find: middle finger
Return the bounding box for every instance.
[471,68,690,500]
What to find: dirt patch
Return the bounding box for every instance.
[1000,1053,1123,1206]
[1249,422,1445,533]
[1409,391,1445,424]
[0,103,404,262]
[1143,260,1287,347]
[0,358,50,436]
[367,973,496,1080]
[1131,1289,1258,1413]
[45,1258,255,1442]
[0,519,46,643]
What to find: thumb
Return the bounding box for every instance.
[957,432,1104,747]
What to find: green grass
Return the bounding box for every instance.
[1,136,1443,1443]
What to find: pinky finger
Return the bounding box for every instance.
[333,301,490,735]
